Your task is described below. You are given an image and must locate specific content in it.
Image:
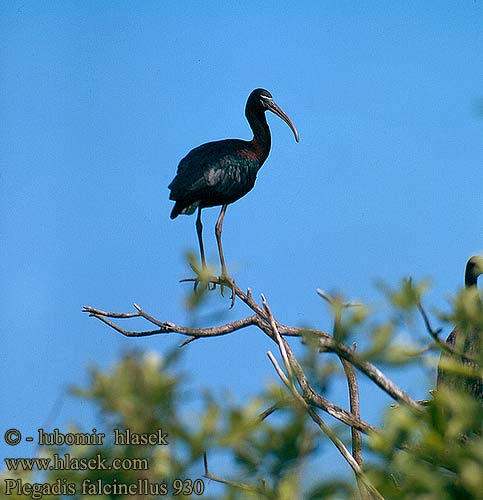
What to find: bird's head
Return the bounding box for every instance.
[465,255,483,287]
[247,88,299,142]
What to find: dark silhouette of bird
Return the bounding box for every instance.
[168,88,299,278]
[437,255,483,401]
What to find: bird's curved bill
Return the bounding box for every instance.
[267,101,299,143]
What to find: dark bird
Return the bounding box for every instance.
[437,255,483,401]
[168,88,299,278]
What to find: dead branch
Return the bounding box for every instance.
[318,289,364,465]
[341,356,363,464]
[83,305,261,338]
[277,323,419,409]
[267,331,384,500]
[84,277,419,426]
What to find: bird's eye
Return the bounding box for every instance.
[260,95,273,106]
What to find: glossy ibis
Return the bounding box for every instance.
[168,88,299,278]
[437,255,483,401]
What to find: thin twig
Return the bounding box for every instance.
[267,351,293,390]
[203,452,267,496]
[262,294,294,386]
[317,288,364,309]
[83,306,140,318]
[416,299,478,362]
[257,401,286,422]
[416,300,443,344]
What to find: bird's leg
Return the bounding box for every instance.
[192,207,218,292]
[215,204,235,306]
[196,207,207,271]
[193,208,215,292]
[215,204,229,278]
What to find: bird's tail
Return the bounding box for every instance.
[170,204,181,219]
[170,201,199,219]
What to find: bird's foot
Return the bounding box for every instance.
[180,257,235,307]
[218,274,236,308]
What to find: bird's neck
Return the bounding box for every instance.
[465,271,479,288]
[464,273,482,312]
[246,109,271,164]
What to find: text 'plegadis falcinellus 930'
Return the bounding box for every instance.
[437,255,483,402]
[168,88,299,279]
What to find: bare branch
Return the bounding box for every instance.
[267,351,295,395]
[84,302,381,431]
[267,350,360,469]
[319,289,365,469]
[263,293,377,434]
[278,325,420,410]
[84,277,418,428]
[268,345,384,500]
[84,305,261,339]
[83,305,140,319]
[340,354,372,500]
[280,337,376,434]
[306,407,385,500]
[341,356,363,465]
[262,293,294,387]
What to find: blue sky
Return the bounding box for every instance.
[1,0,482,477]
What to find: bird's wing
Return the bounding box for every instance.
[169,140,258,202]
[200,154,260,203]
[168,143,211,195]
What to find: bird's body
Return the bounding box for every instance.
[168,88,299,277]
[437,256,483,401]
[439,326,483,400]
[169,139,260,218]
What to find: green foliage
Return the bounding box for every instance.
[448,286,483,332]
[367,392,483,499]
[364,279,483,500]
[1,349,322,499]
